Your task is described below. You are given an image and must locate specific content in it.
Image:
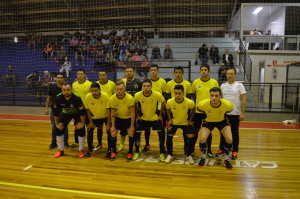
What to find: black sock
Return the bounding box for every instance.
[223,142,232,155]
[135,132,141,153]
[158,130,166,153]
[87,128,94,152]
[74,130,79,143]
[183,133,188,155]
[144,128,150,146]
[166,135,173,156]
[97,128,103,146]
[191,130,199,153]
[128,136,134,154]
[111,137,117,153]
[187,137,193,156]
[207,133,212,152]
[200,142,207,155]
[106,130,111,152]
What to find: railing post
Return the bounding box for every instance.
[281,84,284,108]
[269,84,273,111]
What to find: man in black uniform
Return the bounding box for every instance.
[45,72,69,150]
[53,82,86,158]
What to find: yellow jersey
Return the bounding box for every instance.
[166,97,195,125]
[109,93,134,119]
[85,92,110,119]
[72,80,92,107]
[166,79,192,98]
[150,77,166,110]
[96,80,116,97]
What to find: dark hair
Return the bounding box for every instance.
[226,67,236,74]
[174,84,184,92]
[142,78,152,86]
[90,82,100,89]
[200,64,210,71]
[126,66,135,71]
[116,80,125,86]
[150,64,159,70]
[99,70,107,74]
[56,72,65,78]
[210,87,222,97]
[77,68,86,74]
[62,82,72,87]
[174,66,184,73]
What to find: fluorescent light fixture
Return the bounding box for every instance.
[271,21,277,24]
[14,37,18,43]
[253,7,263,15]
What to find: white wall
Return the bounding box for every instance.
[263,7,286,35]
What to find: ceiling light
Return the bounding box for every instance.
[253,7,263,15]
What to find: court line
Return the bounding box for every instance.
[0,181,161,199]
[23,165,32,171]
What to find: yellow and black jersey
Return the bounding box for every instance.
[53,92,85,116]
[109,93,134,119]
[96,80,116,97]
[134,90,165,121]
[85,92,110,119]
[122,78,142,96]
[166,79,192,98]
[166,97,195,125]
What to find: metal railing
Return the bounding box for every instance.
[239,37,252,84]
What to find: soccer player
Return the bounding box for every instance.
[53,83,86,158]
[191,64,219,158]
[216,68,246,160]
[166,66,192,100]
[84,83,111,159]
[45,72,69,150]
[70,68,92,148]
[96,71,116,97]
[197,87,233,169]
[134,79,166,161]
[142,64,167,152]
[165,85,195,164]
[109,80,135,161]
[118,66,142,152]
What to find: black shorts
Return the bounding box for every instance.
[193,113,206,129]
[116,118,131,136]
[92,118,108,127]
[59,113,82,127]
[202,119,230,131]
[136,119,163,132]
[167,124,195,135]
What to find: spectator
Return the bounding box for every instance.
[196,44,209,65]
[137,55,150,79]
[222,49,234,68]
[69,36,79,54]
[43,43,53,60]
[75,48,85,66]
[129,40,139,54]
[94,51,105,71]
[101,36,111,52]
[138,36,147,55]
[104,52,113,71]
[253,28,262,35]
[26,71,40,95]
[163,44,173,60]
[151,45,162,61]
[59,56,72,78]
[41,71,53,94]
[210,44,220,65]
[116,28,124,37]
[5,65,17,86]
[55,46,67,65]
[89,44,97,59]
[52,42,62,59]
[79,36,89,57]
[120,40,129,60]
[123,51,132,61]
[61,34,71,51]
[218,64,227,85]
[102,28,110,36]
[112,39,121,55]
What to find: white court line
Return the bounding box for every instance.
[23,165,32,171]
[0,181,161,199]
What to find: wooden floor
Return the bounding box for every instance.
[0,119,299,199]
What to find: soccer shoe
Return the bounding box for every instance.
[231,152,238,160]
[224,160,233,169]
[49,143,57,150]
[215,149,225,157]
[110,152,117,160]
[105,152,111,160]
[198,158,206,167]
[84,151,93,159]
[207,150,214,158]
[126,153,133,162]
[64,143,69,149]
[117,144,124,152]
[70,143,79,148]
[165,155,173,163]
[186,156,195,165]
[132,153,140,160]
[93,145,103,151]
[54,150,64,158]
[78,150,85,158]
[142,145,150,153]
[160,153,166,162]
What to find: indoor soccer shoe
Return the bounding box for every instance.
[64,143,69,149]
[224,160,233,169]
[186,156,195,165]
[160,153,165,162]
[93,145,103,151]
[126,153,133,161]
[84,151,93,159]
[117,144,124,152]
[165,155,173,163]
[231,152,238,160]
[49,143,57,150]
[105,152,111,160]
[110,152,117,160]
[142,145,150,153]
[215,149,225,157]
[54,150,64,158]
[133,153,140,160]
[198,158,206,167]
[78,150,84,158]
[207,150,214,158]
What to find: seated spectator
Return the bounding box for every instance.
[112,39,121,55]
[89,44,97,59]
[61,34,70,51]
[163,44,173,60]
[210,44,220,64]
[89,35,98,46]
[52,42,62,59]
[116,28,124,37]
[110,28,117,37]
[196,44,209,65]
[43,43,53,60]
[132,52,141,61]
[138,36,147,55]
[26,71,40,95]
[102,28,111,37]
[222,49,234,68]
[75,48,85,66]
[79,36,89,57]
[120,40,129,59]
[218,64,227,85]
[129,40,139,54]
[41,71,53,94]
[55,46,67,65]
[104,52,113,71]
[94,51,105,71]
[151,45,162,61]
[5,65,17,86]
[123,28,130,37]
[123,51,132,61]
[59,56,72,78]
[137,55,150,79]
[69,36,79,54]
[101,36,111,52]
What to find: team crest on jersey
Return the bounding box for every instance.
[198,85,202,88]
[134,84,139,88]
[141,99,144,103]
[91,101,94,105]
[173,106,177,109]
[116,103,119,106]
[208,109,211,113]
